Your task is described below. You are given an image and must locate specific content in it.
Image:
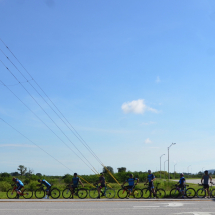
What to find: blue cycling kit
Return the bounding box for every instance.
[72,177,80,186]
[148,174,155,182]
[42,179,51,188]
[126,178,138,186]
[15,179,24,187]
[179,177,185,185]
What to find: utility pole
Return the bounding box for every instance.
[160,154,165,179]
[168,143,176,181]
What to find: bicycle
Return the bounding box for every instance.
[117,185,142,199]
[7,184,33,199]
[170,184,196,198]
[142,183,166,199]
[35,184,60,199]
[89,183,115,199]
[196,182,215,198]
[62,184,88,199]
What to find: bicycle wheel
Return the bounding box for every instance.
[23,189,33,199]
[170,188,180,198]
[142,188,151,199]
[105,188,115,199]
[77,188,88,199]
[186,188,196,199]
[133,188,142,199]
[117,189,128,199]
[6,189,17,199]
[51,188,60,199]
[89,188,99,199]
[156,189,166,198]
[35,189,45,199]
[196,188,206,198]
[62,188,72,199]
[211,189,215,198]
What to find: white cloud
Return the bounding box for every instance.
[121,99,158,114]
[144,138,152,144]
[156,76,161,83]
[0,144,35,148]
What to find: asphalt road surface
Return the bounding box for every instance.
[172,179,201,184]
[0,199,215,215]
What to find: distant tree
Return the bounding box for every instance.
[17,165,27,176]
[11,172,19,176]
[1,172,11,177]
[36,173,42,177]
[103,166,114,174]
[117,167,126,173]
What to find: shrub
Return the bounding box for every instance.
[0,181,11,192]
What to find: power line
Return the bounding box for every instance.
[0,78,94,172]
[0,117,95,187]
[0,39,103,166]
[0,38,120,184]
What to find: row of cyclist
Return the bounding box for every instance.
[9,170,214,199]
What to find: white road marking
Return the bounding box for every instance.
[159,202,192,207]
[174,213,215,215]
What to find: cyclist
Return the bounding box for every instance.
[12,177,24,199]
[145,170,156,198]
[96,172,106,199]
[201,170,213,198]
[70,173,84,196]
[37,179,51,199]
[122,174,139,199]
[177,173,186,199]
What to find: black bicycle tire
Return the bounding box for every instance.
[105,188,116,199]
[6,188,17,199]
[62,188,72,199]
[35,188,45,199]
[117,189,128,199]
[141,188,150,199]
[23,189,33,199]
[133,188,142,199]
[185,188,196,199]
[170,188,180,198]
[77,188,88,199]
[156,188,166,198]
[51,188,61,199]
[89,188,99,199]
[196,188,206,198]
[211,189,215,198]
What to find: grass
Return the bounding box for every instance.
[0,180,208,199]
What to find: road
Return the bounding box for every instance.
[172,179,201,184]
[0,199,215,215]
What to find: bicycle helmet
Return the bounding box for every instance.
[12,177,16,182]
[205,170,208,173]
[129,174,133,177]
[180,173,184,176]
[38,179,41,182]
[74,173,77,175]
[100,172,104,175]
[148,170,151,173]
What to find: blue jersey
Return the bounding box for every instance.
[126,178,137,186]
[72,177,80,186]
[15,179,24,186]
[41,179,51,187]
[179,177,185,185]
[148,174,155,182]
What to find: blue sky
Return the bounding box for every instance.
[1,0,215,176]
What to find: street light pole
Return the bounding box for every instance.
[164,160,168,178]
[187,165,191,178]
[168,143,176,180]
[202,167,205,173]
[160,154,165,179]
[174,163,177,179]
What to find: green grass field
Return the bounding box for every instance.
[0,180,206,199]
